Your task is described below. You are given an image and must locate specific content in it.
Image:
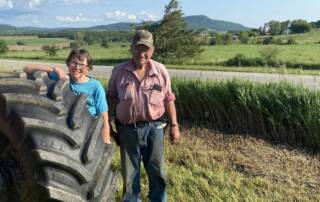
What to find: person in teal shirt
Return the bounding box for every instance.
[23,48,111,144]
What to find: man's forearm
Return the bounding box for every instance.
[165,101,178,126]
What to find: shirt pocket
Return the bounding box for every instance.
[149,90,164,106]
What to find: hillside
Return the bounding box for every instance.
[0,15,251,34]
[184,15,250,32]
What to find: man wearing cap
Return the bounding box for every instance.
[107,30,180,202]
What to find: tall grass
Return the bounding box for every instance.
[172,78,320,151]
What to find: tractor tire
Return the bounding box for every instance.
[0,71,117,202]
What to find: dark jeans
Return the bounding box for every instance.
[118,121,167,202]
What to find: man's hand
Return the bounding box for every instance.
[169,125,180,144]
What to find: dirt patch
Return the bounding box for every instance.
[178,126,320,193]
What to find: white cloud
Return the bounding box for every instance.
[28,0,41,8]
[0,0,13,8]
[56,13,101,23]
[104,10,138,22]
[104,10,159,23]
[48,0,95,6]
[138,11,158,21]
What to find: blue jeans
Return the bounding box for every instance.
[118,121,167,202]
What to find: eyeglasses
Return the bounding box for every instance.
[133,46,153,54]
[69,61,87,69]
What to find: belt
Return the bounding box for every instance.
[116,116,166,128]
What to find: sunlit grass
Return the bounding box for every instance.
[111,127,320,201]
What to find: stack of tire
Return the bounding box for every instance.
[0,71,117,202]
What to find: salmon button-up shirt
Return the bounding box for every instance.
[107,59,176,124]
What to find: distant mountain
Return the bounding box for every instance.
[0,15,251,34]
[184,15,250,32]
[0,24,67,35]
[0,24,20,34]
[85,16,250,32]
[89,22,136,31]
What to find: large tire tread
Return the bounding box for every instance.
[0,71,117,202]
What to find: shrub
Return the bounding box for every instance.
[42,45,58,56]
[239,31,250,44]
[286,38,297,45]
[273,38,284,45]
[0,40,9,54]
[101,38,110,48]
[69,41,81,49]
[209,33,222,45]
[16,40,26,45]
[262,37,273,45]
[259,46,281,66]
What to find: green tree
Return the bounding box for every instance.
[209,32,222,45]
[83,34,96,45]
[73,32,85,46]
[280,20,291,34]
[144,0,203,63]
[239,31,250,44]
[42,45,58,56]
[222,33,232,45]
[290,19,312,33]
[0,40,9,55]
[101,37,110,48]
[69,41,81,49]
[268,21,281,35]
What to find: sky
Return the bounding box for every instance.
[0,0,319,28]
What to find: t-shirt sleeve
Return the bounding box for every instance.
[94,82,108,115]
[47,71,59,81]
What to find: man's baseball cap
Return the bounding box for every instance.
[132,30,154,48]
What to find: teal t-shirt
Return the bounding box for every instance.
[48,72,108,117]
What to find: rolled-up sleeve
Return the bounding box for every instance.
[162,68,176,103]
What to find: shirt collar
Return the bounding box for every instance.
[124,59,159,77]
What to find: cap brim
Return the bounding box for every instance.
[134,41,154,48]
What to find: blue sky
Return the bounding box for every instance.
[0,0,319,28]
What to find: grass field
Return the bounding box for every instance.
[263,29,320,44]
[1,32,320,74]
[0,36,71,46]
[197,44,320,66]
[112,127,320,202]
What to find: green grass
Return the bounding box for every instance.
[111,127,320,201]
[168,64,320,75]
[182,44,320,67]
[1,43,131,65]
[2,34,320,74]
[0,36,71,46]
[260,29,320,44]
[172,78,320,151]
[99,78,320,201]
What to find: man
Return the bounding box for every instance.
[23,49,111,144]
[107,30,180,202]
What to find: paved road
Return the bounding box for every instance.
[1,59,320,89]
